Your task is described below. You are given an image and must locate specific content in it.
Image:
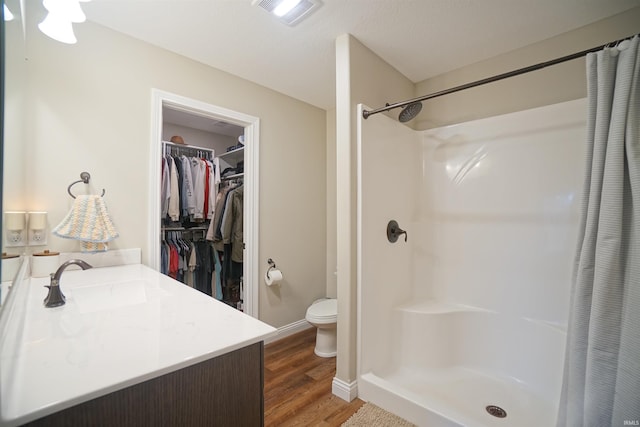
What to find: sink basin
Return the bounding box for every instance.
[70,280,148,313]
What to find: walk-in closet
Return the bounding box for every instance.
[160,105,247,311]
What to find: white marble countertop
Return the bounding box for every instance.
[0,263,276,426]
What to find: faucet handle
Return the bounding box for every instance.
[49,272,59,286]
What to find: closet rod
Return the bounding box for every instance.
[162,226,208,231]
[162,140,214,153]
[162,140,214,159]
[362,33,639,120]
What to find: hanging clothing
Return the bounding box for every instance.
[207,184,236,248]
[206,160,217,220]
[168,244,179,279]
[186,241,197,288]
[161,157,171,219]
[167,156,180,221]
[160,241,169,275]
[213,251,223,301]
[180,156,196,217]
[161,144,215,224]
[206,181,243,307]
[160,143,222,302]
[191,158,207,220]
[221,185,244,263]
[194,240,214,296]
[173,155,185,218]
[203,160,211,220]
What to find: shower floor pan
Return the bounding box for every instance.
[360,366,557,427]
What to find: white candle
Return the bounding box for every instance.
[29,212,48,230]
[4,211,26,231]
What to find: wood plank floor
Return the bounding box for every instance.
[264,328,365,426]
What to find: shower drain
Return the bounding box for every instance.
[486,405,507,418]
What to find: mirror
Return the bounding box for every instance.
[1,0,26,309]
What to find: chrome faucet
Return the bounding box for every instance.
[44,259,93,308]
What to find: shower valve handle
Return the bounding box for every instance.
[397,228,408,242]
[387,220,408,243]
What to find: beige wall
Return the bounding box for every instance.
[335,34,414,386]
[161,123,237,155]
[414,7,640,129]
[5,18,327,328]
[3,8,27,213]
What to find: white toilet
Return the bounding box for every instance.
[305,298,337,357]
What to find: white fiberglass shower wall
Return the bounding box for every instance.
[357,99,586,427]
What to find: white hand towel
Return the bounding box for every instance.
[53,195,119,252]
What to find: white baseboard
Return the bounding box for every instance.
[332,377,358,402]
[264,319,313,345]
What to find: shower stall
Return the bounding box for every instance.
[356,99,586,426]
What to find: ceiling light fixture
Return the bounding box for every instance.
[273,0,301,17]
[43,0,86,22]
[3,4,15,21]
[253,0,322,26]
[38,12,77,44]
[38,0,90,44]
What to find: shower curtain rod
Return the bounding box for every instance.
[362,33,639,120]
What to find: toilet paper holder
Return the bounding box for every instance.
[266,258,278,279]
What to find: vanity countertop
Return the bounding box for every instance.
[0,263,277,426]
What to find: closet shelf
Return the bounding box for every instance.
[218,146,244,164]
[222,172,244,181]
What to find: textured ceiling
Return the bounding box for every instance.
[82,0,640,110]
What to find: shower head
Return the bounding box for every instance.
[398,101,423,123]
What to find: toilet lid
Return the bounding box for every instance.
[307,299,337,320]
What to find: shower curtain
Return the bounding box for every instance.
[557,36,639,427]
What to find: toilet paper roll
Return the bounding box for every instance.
[265,269,283,287]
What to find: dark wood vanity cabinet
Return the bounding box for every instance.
[24,342,264,427]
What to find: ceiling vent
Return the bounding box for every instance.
[253,0,322,26]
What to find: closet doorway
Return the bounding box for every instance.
[149,89,260,318]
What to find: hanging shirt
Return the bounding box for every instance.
[168,244,179,279]
[191,158,206,220]
[161,157,171,219]
[160,241,168,275]
[203,160,211,220]
[168,157,180,221]
[213,157,221,186]
[173,156,185,220]
[209,185,236,252]
[206,160,217,220]
[180,156,196,216]
[221,185,244,263]
[186,241,197,288]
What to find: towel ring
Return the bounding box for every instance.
[67,172,106,199]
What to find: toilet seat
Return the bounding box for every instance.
[305,299,337,324]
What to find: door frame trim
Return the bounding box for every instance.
[149,89,260,317]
